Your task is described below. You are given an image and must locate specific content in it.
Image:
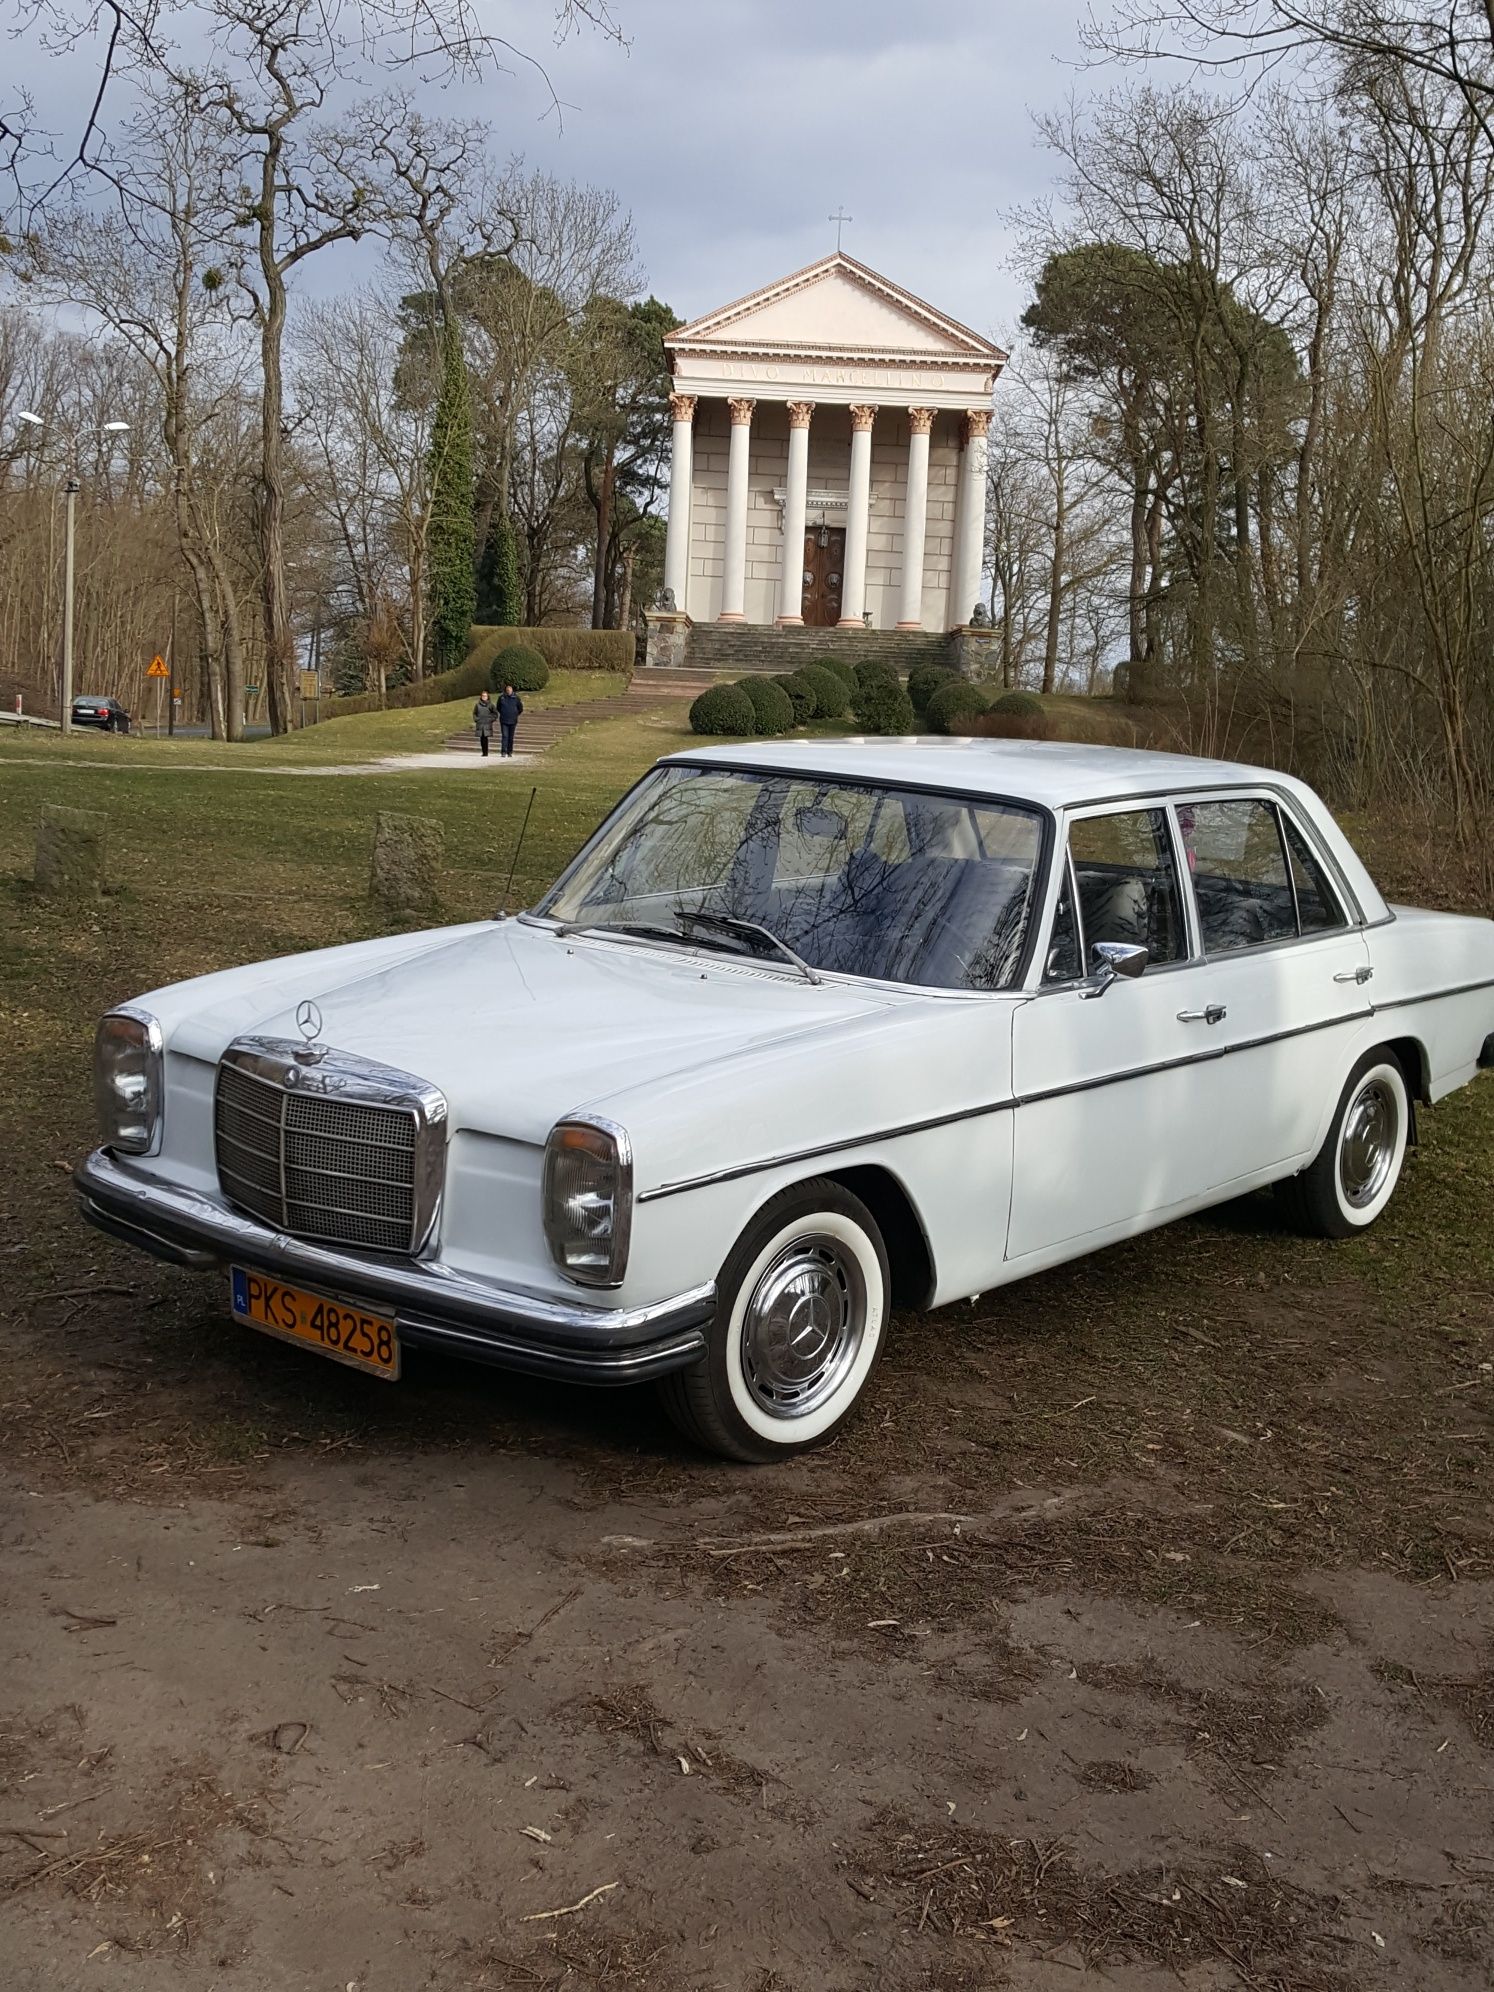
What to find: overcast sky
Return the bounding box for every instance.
[15,0,1093,338]
[470,0,1089,338]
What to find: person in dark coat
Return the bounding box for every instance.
[496,682,523,758]
[473,689,497,757]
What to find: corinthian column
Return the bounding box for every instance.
[838,404,875,627]
[718,397,755,622]
[950,408,991,627]
[897,408,935,631]
[662,393,696,612]
[776,401,814,624]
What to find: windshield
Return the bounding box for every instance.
[538,764,1045,992]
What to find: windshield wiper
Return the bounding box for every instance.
[550,918,690,947]
[675,910,822,986]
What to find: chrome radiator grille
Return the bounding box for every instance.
[213,1042,446,1255]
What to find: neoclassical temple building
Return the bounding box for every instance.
[655,253,1005,656]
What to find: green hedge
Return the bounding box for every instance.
[799,664,848,718]
[690,684,757,736]
[812,655,858,690]
[991,689,1044,716]
[851,676,916,735]
[907,662,959,714]
[736,676,795,736]
[321,626,630,721]
[468,625,634,675]
[324,657,491,720]
[774,672,819,723]
[855,657,900,691]
[488,643,550,694]
[926,680,991,734]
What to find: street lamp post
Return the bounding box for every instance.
[62,475,80,735]
[17,412,130,735]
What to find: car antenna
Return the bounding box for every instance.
[497,786,538,917]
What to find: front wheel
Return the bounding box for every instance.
[1276,1049,1411,1238]
[658,1178,890,1463]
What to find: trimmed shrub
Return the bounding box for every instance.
[798,663,848,718]
[774,672,818,723]
[907,662,959,714]
[466,625,634,677]
[813,654,858,690]
[851,675,916,735]
[690,683,758,736]
[735,675,794,736]
[991,689,1045,717]
[926,680,992,735]
[855,656,899,691]
[488,643,550,694]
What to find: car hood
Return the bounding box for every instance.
[168,918,902,1145]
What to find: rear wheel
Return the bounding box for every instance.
[658,1178,889,1463]
[1276,1050,1410,1238]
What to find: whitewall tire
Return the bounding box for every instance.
[1277,1051,1411,1238]
[658,1178,890,1463]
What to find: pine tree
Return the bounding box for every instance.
[426,324,476,676]
[475,513,521,627]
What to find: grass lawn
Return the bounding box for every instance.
[0,668,632,769]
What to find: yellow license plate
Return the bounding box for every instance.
[230,1267,399,1380]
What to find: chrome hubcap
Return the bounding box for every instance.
[1340,1078,1398,1208]
[741,1234,866,1419]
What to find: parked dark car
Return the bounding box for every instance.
[71,696,131,732]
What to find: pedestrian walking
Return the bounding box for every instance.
[473,689,497,758]
[496,681,524,758]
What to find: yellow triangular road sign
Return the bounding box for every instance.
[146,654,169,678]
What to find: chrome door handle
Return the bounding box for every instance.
[1333,966,1373,984]
[1178,1004,1227,1025]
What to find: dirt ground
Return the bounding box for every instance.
[2,782,1493,1990]
[5,1158,1494,1991]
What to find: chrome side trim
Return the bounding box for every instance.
[639,1005,1375,1201]
[636,1096,1019,1203]
[1370,976,1494,1013]
[76,1148,714,1365]
[1019,1008,1364,1108]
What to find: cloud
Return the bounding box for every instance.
[12,0,1087,330]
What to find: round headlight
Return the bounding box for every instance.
[94,1008,163,1154]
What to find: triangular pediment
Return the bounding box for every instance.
[669,253,1003,364]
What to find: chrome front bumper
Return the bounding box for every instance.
[75,1148,713,1386]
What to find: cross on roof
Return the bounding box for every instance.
[829,208,852,250]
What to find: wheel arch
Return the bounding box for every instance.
[1383,1033,1431,1111]
[818,1163,936,1311]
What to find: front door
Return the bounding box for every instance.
[801,526,845,627]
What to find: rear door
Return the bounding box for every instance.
[1170,793,1373,1181]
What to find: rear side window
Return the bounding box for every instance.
[1178,800,1296,953]
[1281,813,1348,932]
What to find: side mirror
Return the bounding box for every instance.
[1079,940,1148,1001]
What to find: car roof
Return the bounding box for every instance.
[668,736,1300,810]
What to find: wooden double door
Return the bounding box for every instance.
[801,526,845,627]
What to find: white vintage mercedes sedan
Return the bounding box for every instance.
[79,740,1494,1461]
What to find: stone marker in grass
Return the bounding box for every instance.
[35,804,108,897]
[370,810,443,920]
